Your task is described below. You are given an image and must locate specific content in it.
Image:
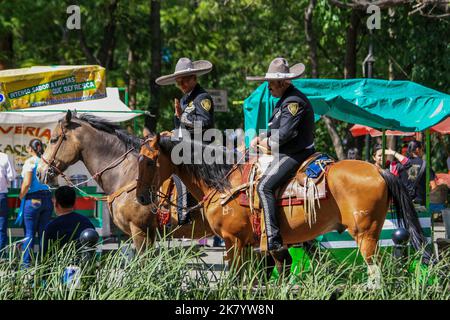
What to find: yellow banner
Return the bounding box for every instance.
[0,65,106,110]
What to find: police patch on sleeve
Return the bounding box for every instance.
[200,99,212,112]
[287,103,299,116]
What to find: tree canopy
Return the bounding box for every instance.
[1,0,449,168]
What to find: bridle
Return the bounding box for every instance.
[138,136,246,214]
[41,121,68,178]
[42,120,139,189]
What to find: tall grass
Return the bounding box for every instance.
[0,240,448,300]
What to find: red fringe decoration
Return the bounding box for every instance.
[157,207,171,228]
[252,213,261,240]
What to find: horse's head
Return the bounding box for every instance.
[37,110,82,184]
[136,132,174,206]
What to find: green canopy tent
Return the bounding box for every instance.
[244,78,450,144]
[243,78,450,267]
[244,78,450,207]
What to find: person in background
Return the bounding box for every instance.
[347,147,360,160]
[19,139,53,267]
[371,143,410,177]
[42,186,95,255]
[399,140,437,205]
[0,152,16,255]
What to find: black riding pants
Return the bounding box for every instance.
[257,148,315,242]
[172,174,196,223]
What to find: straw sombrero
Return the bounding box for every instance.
[246,57,305,81]
[156,57,213,86]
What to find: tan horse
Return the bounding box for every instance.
[136,134,432,285]
[37,112,211,251]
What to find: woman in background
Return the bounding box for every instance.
[372,143,410,176]
[19,139,53,267]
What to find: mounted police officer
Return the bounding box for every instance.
[156,57,215,225]
[247,57,315,252]
[156,57,214,139]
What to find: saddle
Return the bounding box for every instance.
[219,152,334,244]
[220,152,333,208]
[156,176,198,229]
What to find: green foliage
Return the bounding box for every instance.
[0,0,448,155]
[0,239,448,300]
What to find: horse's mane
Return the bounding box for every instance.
[77,114,142,151]
[158,136,240,192]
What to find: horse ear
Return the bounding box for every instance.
[149,133,160,150]
[65,110,72,124]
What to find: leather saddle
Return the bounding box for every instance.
[220,152,334,208]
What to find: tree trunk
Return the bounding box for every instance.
[0,31,13,70]
[305,0,319,78]
[78,29,100,65]
[388,8,395,81]
[344,10,364,157]
[323,116,346,160]
[148,0,162,132]
[127,38,137,110]
[386,7,396,159]
[344,10,360,79]
[305,0,345,159]
[98,0,118,69]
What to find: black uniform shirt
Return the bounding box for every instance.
[43,211,95,254]
[267,84,315,155]
[174,83,214,134]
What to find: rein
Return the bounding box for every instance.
[139,138,247,214]
[42,122,148,202]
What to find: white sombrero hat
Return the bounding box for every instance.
[246,57,305,81]
[156,57,213,86]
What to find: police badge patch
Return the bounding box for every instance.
[200,99,212,111]
[287,103,299,116]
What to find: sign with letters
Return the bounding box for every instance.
[0,123,52,172]
[207,89,228,112]
[0,65,106,111]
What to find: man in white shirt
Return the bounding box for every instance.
[0,152,16,253]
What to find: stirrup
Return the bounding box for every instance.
[178,212,191,225]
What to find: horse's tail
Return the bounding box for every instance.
[379,170,433,264]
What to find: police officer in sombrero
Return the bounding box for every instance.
[156,57,214,139]
[156,57,215,225]
[247,57,315,252]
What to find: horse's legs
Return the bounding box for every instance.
[129,222,150,254]
[261,252,276,281]
[270,248,292,282]
[354,230,382,290]
[223,236,244,272]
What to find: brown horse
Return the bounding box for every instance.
[136,133,432,286]
[37,111,212,251]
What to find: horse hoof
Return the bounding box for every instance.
[365,282,382,290]
[366,264,382,290]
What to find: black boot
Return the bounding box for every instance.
[267,235,283,251]
[178,210,191,225]
[265,209,283,251]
